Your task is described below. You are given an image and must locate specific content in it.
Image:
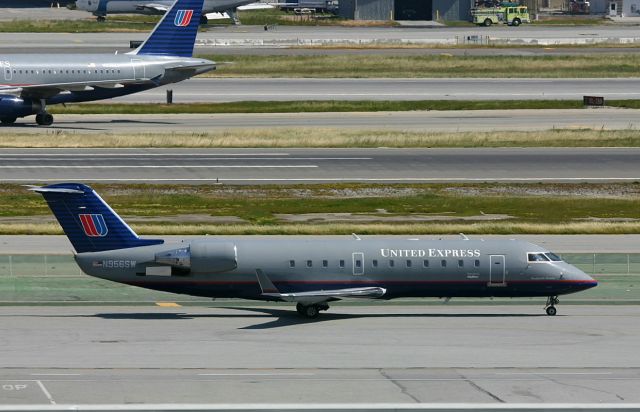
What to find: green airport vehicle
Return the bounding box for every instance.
[471,5,530,26]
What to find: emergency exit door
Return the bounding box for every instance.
[352,252,364,276]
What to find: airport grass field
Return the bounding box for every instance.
[3,183,640,235]
[5,128,640,148]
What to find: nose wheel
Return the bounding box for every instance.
[545,296,559,316]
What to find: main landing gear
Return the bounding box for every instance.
[36,100,54,126]
[0,117,16,126]
[296,302,329,319]
[545,296,559,316]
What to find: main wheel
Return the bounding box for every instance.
[304,305,320,319]
[512,18,521,26]
[484,18,492,26]
[97,16,106,22]
[296,302,305,315]
[0,117,16,125]
[36,113,53,126]
[200,15,209,25]
[546,306,557,316]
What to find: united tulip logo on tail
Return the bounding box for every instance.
[79,214,108,237]
[174,9,194,27]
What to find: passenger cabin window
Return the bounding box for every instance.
[423,259,429,268]
[322,260,328,268]
[372,259,378,268]
[406,260,412,268]
[458,260,464,268]
[289,260,295,268]
[306,260,312,268]
[474,259,480,267]
[441,260,447,267]
[339,259,345,268]
[355,259,362,268]
[389,260,395,267]
[528,253,550,262]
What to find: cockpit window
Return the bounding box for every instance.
[545,252,562,262]
[528,253,549,262]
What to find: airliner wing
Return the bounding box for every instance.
[0,78,156,99]
[255,269,386,303]
[136,3,171,12]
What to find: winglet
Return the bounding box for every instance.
[255,269,281,295]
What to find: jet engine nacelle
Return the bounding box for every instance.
[155,240,238,274]
[0,95,39,118]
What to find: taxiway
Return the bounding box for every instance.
[0,148,638,184]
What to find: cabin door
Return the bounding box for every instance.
[3,62,11,81]
[131,59,145,80]
[352,252,364,276]
[489,254,506,286]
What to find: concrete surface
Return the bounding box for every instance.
[0,305,639,404]
[14,78,640,103]
[0,147,639,183]
[2,108,640,133]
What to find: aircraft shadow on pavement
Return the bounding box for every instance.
[90,307,547,330]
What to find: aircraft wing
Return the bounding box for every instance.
[255,269,386,304]
[135,3,171,12]
[0,78,157,100]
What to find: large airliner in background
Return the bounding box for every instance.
[74,0,262,23]
[33,183,598,319]
[0,0,214,126]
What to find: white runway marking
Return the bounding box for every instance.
[0,165,319,169]
[36,380,55,405]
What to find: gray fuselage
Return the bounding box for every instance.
[75,0,256,15]
[75,237,598,301]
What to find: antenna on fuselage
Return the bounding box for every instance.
[352,233,361,240]
[459,233,469,240]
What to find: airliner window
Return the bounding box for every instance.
[389,260,395,267]
[355,260,362,268]
[545,252,562,262]
[474,259,480,267]
[528,253,549,262]
[406,260,412,268]
[423,259,429,267]
[306,260,312,268]
[339,260,345,268]
[289,260,295,268]
[322,260,328,268]
[372,259,378,267]
[458,260,464,268]
[441,260,447,267]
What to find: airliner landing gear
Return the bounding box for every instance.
[36,100,54,126]
[0,117,16,125]
[296,302,329,319]
[96,16,106,22]
[545,296,559,316]
[35,113,53,126]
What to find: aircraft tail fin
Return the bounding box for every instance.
[31,183,163,254]
[131,0,204,57]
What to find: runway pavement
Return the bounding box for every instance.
[96,78,640,103]
[0,305,639,404]
[0,147,638,184]
[3,108,640,132]
[3,235,640,254]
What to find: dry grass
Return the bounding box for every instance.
[3,128,640,148]
[3,221,640,235]
[206,54,640,78]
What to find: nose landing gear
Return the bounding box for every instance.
[545,296,559,316]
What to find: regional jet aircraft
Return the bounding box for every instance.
[0,0,214,126]
[74,0,259,23]
[32,183,598,319]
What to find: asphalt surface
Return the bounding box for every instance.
[3,108,640,132]
[0,147,638,184]
[76,78,640,103]
[0,305,639,404]
[4,235,640,254]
